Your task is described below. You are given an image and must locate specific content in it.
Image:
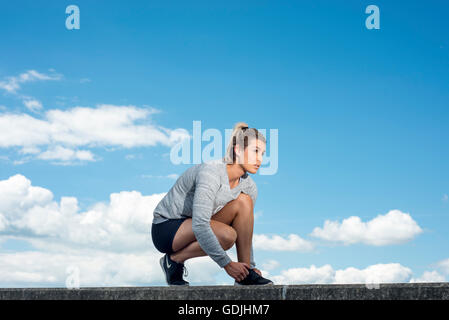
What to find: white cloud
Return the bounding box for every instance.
[0,70,61,113]
[0,174,437,287]
[37,145,95,162]
[2,70,185,165]
[442,194,448,202]
[23,99,43,112]
[261,259,280,271]
[271,263,413,285]
[0,104,190,163]
[0,70,62,94]
[0,250,163,287]
[310,210,423,246]
[436,258,449,275]
[334,263,412,284]
[0,214,8,231]
[182,256,224,285]
[409,271,446,283]
[19,146,41,155]
[43,104,180,147]
[125,154,137,160]
[0,174,162,252]
[253,234,314,252]
[0,174,224,287]
[271,264,335,284]
[13,158,31,165]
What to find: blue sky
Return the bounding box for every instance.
[0,0,448,287]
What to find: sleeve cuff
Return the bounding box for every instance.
[217,254,233,268]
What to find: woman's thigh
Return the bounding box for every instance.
[171,193,252,252]
[171,218,196,252]
[211,192,253,225]
[171,217,236,253]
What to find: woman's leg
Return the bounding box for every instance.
[169,219,236,263]
[213,193,254,266]
[170,192,254,264]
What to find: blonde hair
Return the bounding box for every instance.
[224,122,266,164]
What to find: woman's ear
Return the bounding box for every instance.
[234,144,244,164]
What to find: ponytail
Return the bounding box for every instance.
[224,122,266,164]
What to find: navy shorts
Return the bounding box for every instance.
[151,218,188,254]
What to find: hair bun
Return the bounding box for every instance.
[233,122,249,132]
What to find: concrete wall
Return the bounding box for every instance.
[1,282,448,300]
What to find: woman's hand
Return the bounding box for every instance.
[224,261,250,282]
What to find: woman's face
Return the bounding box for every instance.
[235,138,266,174]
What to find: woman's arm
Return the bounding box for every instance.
[192,167,233,268]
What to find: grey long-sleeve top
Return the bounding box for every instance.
[152,158,258,268]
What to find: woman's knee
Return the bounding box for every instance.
[235,192,254,213]
[222,227,237,250]
[212,222,237,250]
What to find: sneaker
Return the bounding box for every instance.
[159,253,189,286]
[234,268,274,286]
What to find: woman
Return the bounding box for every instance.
[151,122,273,286]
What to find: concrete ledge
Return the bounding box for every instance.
[1,283,448,300]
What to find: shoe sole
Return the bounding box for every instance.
[234,281,274,286]
[159,255,189,286]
